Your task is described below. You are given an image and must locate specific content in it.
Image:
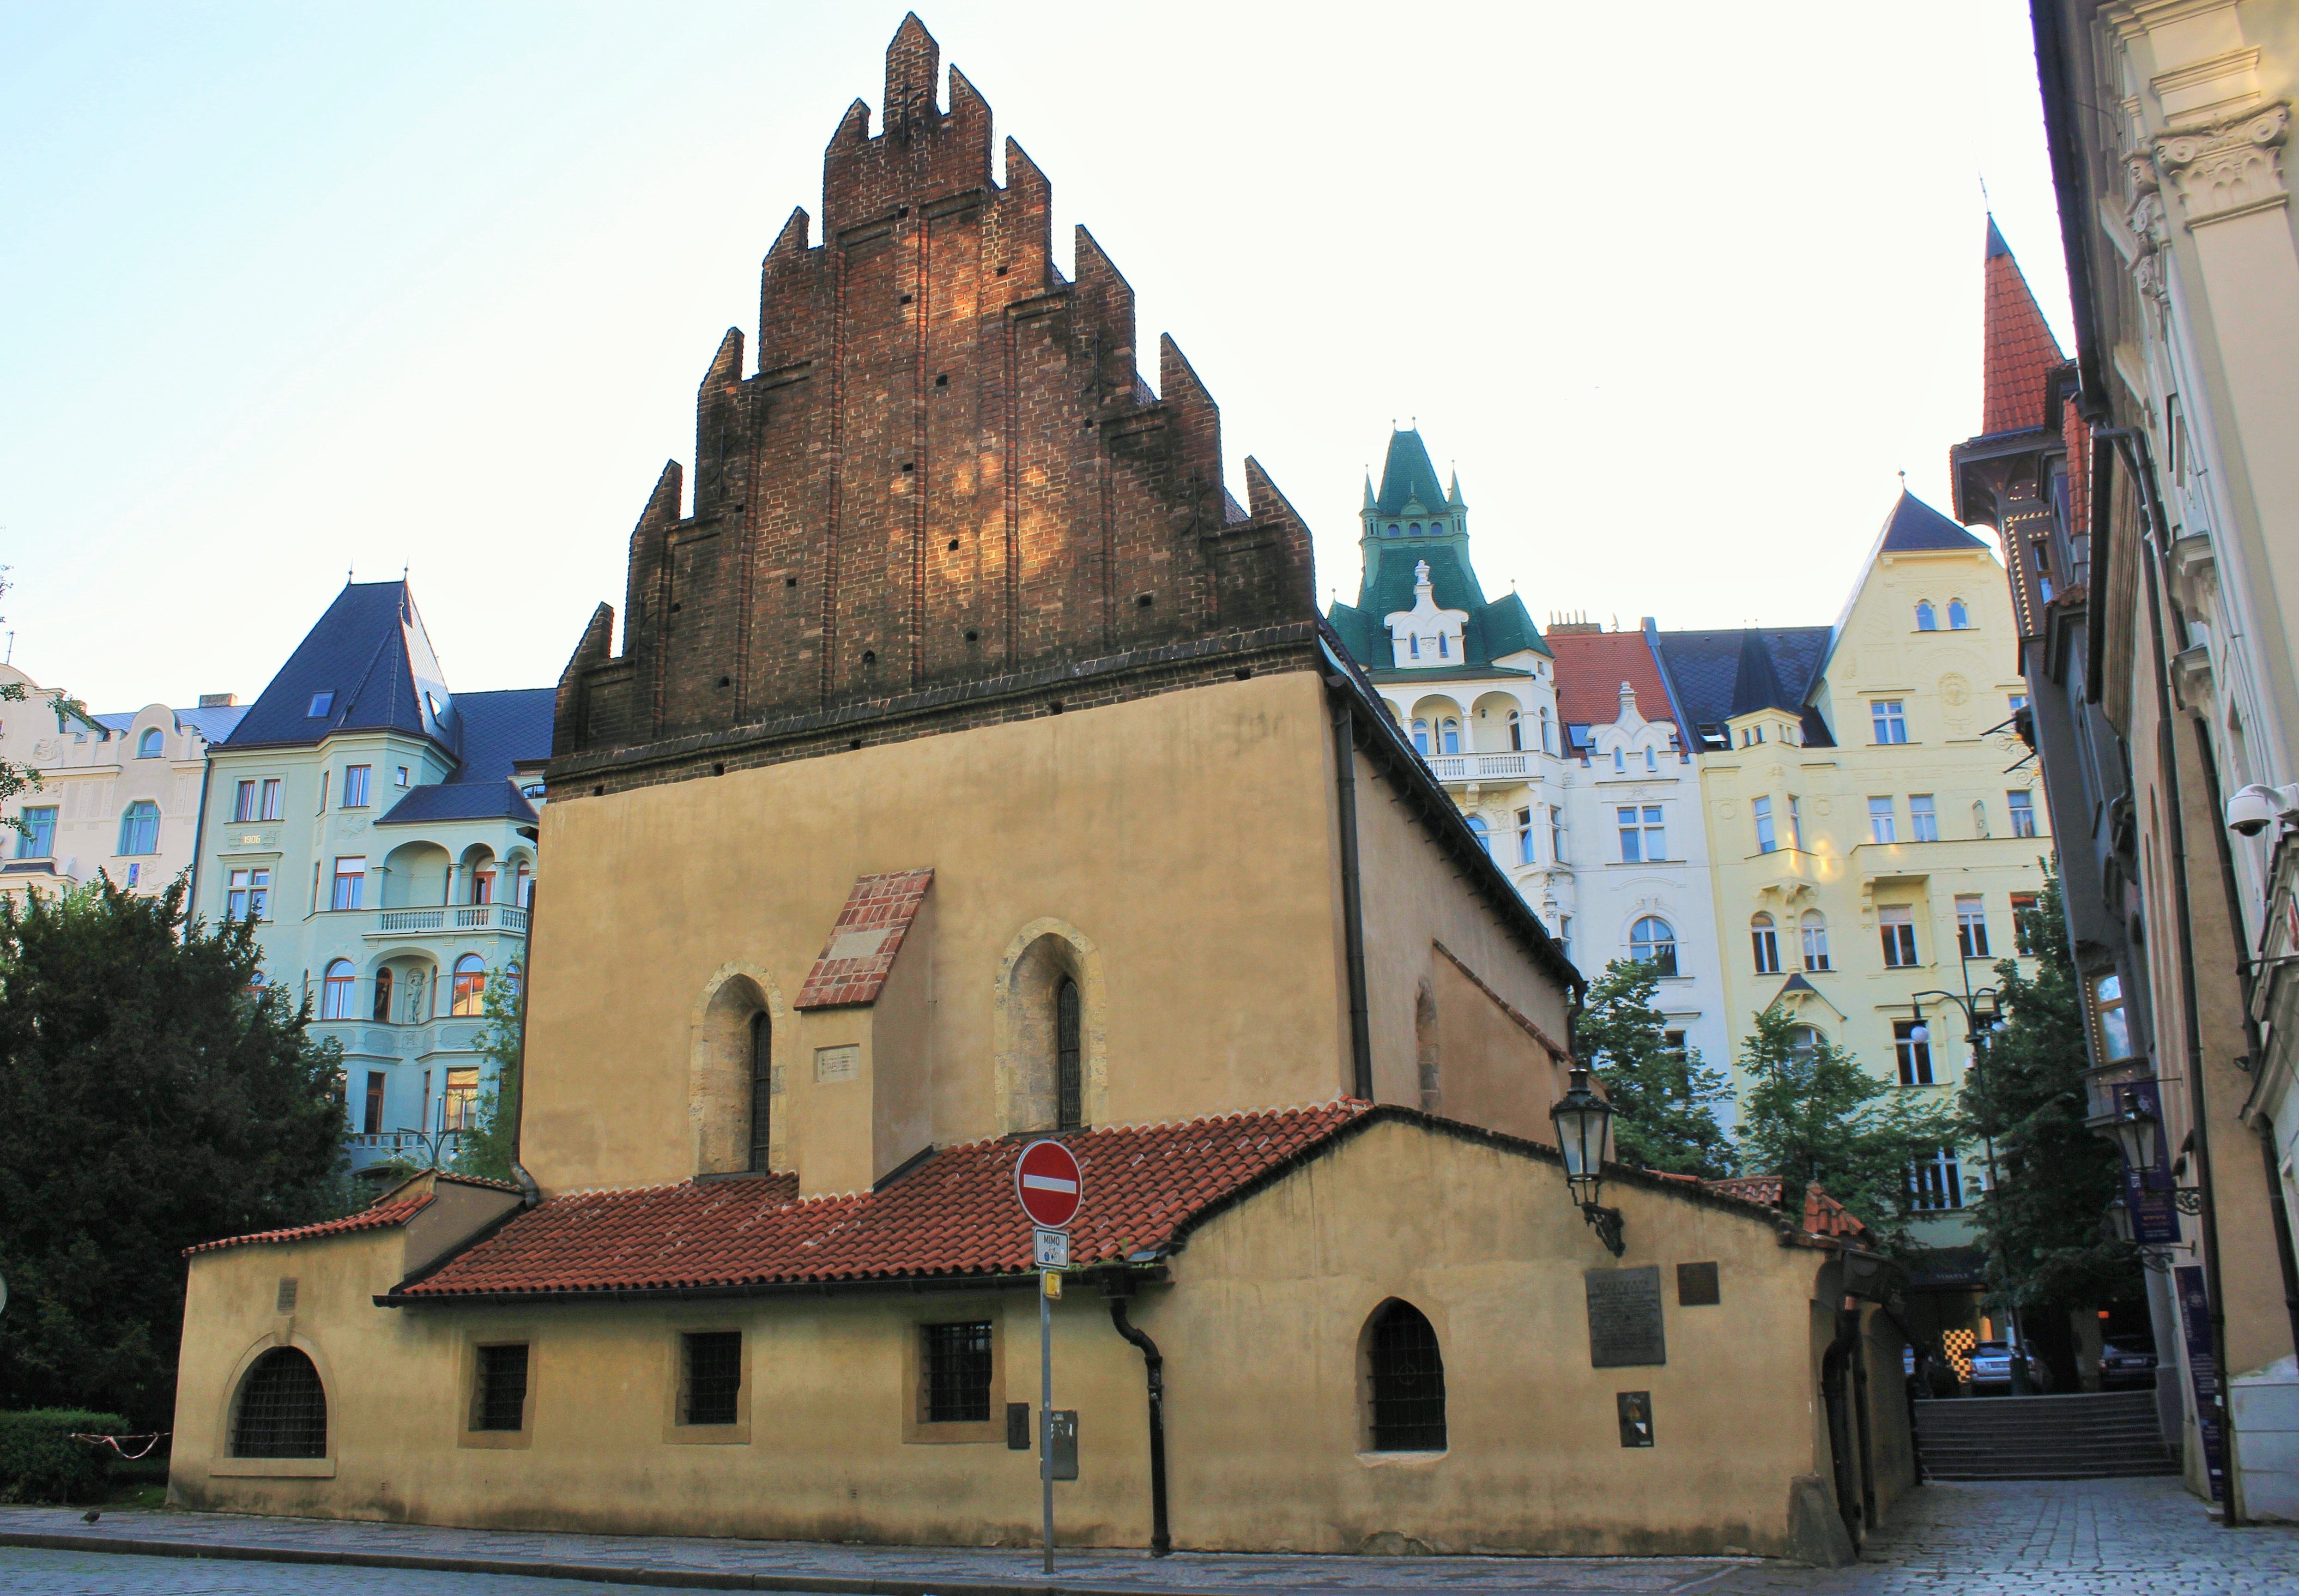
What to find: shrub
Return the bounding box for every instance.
[0,1409,125,1502]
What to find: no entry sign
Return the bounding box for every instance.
[1015,1139,1083,1229]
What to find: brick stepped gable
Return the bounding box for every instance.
[553,14,1316,784]
[1915,1391,2177,1481]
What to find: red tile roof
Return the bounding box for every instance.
[1982,246,2063,435]
[2061,395,2091,540]
[1702,1174,1868,1238]
[185,1193,433,1257]
[393,1103,1373,1300]
[1547,630,1677,741]
[794,868,934,1010]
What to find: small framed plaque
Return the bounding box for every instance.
[1617,1391,1655,1447]
[1677,1261,1720,1306]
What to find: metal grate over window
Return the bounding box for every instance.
[472,1343,529,1432]
[683,1331,742,1427]
[230,1348,327,1458]
[1367,1301,1447,1451]
[1055,979,1083,1130]
[922,1321,993,1423]
[748,1011,773,1173]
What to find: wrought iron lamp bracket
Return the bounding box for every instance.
[2172,1187,2205,1215]
[1582,1203,1626,1257]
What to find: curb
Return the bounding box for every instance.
[0,1530,1244,1596]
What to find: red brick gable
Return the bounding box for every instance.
[794,868,934,1009]
[390,1103,1371,1300]
[1547,630,1676,742]
[1982,242,2063,436]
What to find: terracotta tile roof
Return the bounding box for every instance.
[1701,1174,1867,1238]
[794,869,934,1010]
[2061,396,2091,539]
[184,1193,433,1257]
[1981,231,2063,436]
[1546,630,1677,742]
[393,1102,1373,1300]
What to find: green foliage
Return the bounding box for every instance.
[452,968,524,1183]
[0,1408,126,1503]
[1959,863,2143,1314]
[1580,959,1736,1178]
[1735,1006,1962,1250]
[0,880,351,1430]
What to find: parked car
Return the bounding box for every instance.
[2099,1340,2159,1390]
[1967,1339,2052,1393]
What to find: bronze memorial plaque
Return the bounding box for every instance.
[1585,1265,1667,1368]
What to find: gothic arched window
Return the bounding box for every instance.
[1056,978,1083,1131]
[1630,916,1678,976]
[748,1010,772,1173]
[231,1348,327,1459]
[1916,601,1938,631]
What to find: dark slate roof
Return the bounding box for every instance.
[1727,628,1791,718]
[1371,428,1452,515]
[1652,626,1836,745]
[375,689,553,827]
[1878,491,1988,554]
[224,582,460,754]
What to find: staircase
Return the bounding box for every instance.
[1914,1391,2178,1481]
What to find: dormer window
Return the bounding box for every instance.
[307,692,333,718]
[1383,560,1469,671]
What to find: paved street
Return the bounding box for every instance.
[2,1478,2293,1595]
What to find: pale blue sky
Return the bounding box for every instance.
[1,2,2072,711]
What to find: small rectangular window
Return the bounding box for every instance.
[234,780,258,823]
[1752,921,1780,975]
[1640,806,1665,859]
[1753,795,1776,854]
[227,867,271,922]
[442,1066,480,1130]
[682,1331,743,1427]
[1910,1148,1963,1211]
[1871,700,1909,744]
[1516,807,1535,865]
[15,806,57,858]
[1788,796,1804,852]
[343,765,371,808]
[331,857,366,912]
[363,1071,386,1136]
[1550,812,1567,864]
[317,770,329,813]
[2093,973,2136,1061]
[1618,806,1643,863]
[1894,1019,1934,1085]
[2010,891,2041,955]
[1910,794,1938,842]
[1869,796,1897,845]
[921,1322,993,1424]
[1880,904,1918,968]
[394,766,411,788]
[2008,790,2038,838]
[308,691,333,718]
[2009,694,2029,714]
[1956,895,1990,959]
[260,778,283,821]
[472,1343,530,1432]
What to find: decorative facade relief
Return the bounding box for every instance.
[2155,103,2289,227]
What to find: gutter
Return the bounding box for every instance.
[377,1264,1170,1310]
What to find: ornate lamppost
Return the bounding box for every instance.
[1550,1067,1625,1257]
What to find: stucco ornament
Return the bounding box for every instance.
[1939,674,1970,708]
[2155,103,2289,227]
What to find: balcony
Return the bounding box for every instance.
[361,902,529,940]
[1424,751,1532,785]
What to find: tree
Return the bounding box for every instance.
[452,967,525,1184]
[1958,864,2143,1372]
[0,879,349,1429]
[1735,1006,1962,1250]
[1579,958,1736,1177]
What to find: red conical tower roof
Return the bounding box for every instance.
[1982,216,2063,435]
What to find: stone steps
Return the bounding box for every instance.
[1915,1391,2177,1481]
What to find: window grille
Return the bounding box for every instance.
[1056,978,1083,1130]
[472,1343,529,1431]
[231,1348,327,1458]
[682,1331,742,1426]
[1367,1301,1446,1451]
[922,1321,993,1423]
[748,1012,773,1172]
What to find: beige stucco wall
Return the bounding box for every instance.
[172,1120,1893,1555]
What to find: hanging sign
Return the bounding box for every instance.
[2174,1265,2226,1504]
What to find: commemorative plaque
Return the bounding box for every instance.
[1585,1265,1667,1368]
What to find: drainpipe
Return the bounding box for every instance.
[508,884,540,1208]
[1322,673,1375,1101]
[2105,427,2243,1523]
[1104,1281,1171,1556]
[1819,1309,1864,1546]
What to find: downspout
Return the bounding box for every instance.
[1324,674,1375,1101]
[1105,1283,1171,1556]
[186,748,215,937]
[508,883,540,1208]
[1819,1309,1863,1546]
[2106,426,2243,1522]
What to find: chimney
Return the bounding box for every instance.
[199,693,236,708]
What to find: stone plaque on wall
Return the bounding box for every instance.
[815,1044,859,1083]
[1585,1266,1667,1368]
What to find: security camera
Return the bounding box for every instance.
[2226,782,2299,838]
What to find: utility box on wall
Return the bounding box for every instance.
[1045,1409,1078,1481]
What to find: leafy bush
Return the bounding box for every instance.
[0,1409,124,1503]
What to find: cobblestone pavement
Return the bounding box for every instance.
[1,1477,2293,1595]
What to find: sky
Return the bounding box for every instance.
[0,1,2075,713]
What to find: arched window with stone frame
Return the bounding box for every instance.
[995,921,1105,1135]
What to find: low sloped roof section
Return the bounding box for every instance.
[376,688,555,826]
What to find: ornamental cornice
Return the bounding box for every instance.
[2154,103,2289,228]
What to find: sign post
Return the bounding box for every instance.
[1014,1139,1082,1576]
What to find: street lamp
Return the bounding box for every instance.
[1550,1067,1625,1257]
[2109,1085,2161,1178]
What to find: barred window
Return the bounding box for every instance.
[682,1331,742,1427]
[922,1321,993,1423]
[748,1012,773,1173]
[1366,1300,1446,1451]
[472,1343,529,1432]
[230,1348,327,1458]
[1055,979,1083,1131]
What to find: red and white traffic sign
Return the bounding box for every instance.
[1015,1138,1083,1229]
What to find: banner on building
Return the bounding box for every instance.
[2174,1265,2226,1504]
[2125,1171,2180,1245]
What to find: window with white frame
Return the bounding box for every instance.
[1869,796,1897,844]
[1440,719,1460,756]
[1910,794,1938,842]
[343,765,372,808]
[1801,910,1831,972]
[331,857,367,911]
[1894,1019,1934,1085]
[2007,790,2038,837]
[320,959,357,1020]
[1788,796,1805,852]
[1910,1147,1963,1211]
[261,778,281,820]
[226,868,271,921]
[1956,895,1990,959]
[1618,805,1664,862]
[1550,810,1567,864]
[1880,904,1918,967]
[1613,747,1625,773]
[1629,916,1677,976]
[233,780,259,822]
[1753,795,1777,853]
[1540,709,1555,754]
[1871,700,1908,744]
[1412,719,1430,756]
[1752,913,1780,974]
[1466,815,1491,856]
[1516,808,1534,864]
[1506,711,1523,752]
